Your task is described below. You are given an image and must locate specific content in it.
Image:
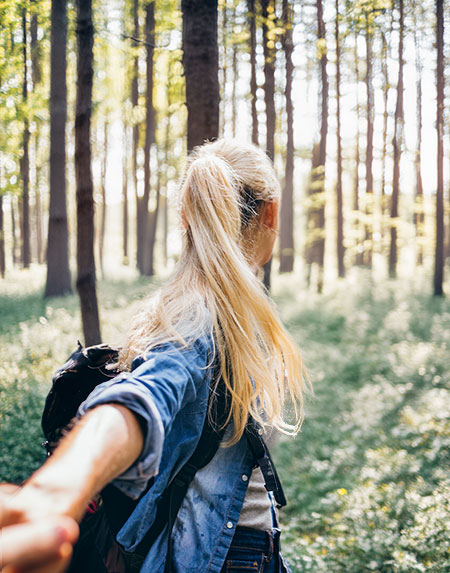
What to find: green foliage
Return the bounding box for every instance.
[0,267,155,483]
[1,270,449,571]
[275,275,450,572]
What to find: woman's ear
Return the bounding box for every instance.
[262,200,279,231]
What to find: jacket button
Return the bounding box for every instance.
[226,521,234,529]
[242,474,249,482]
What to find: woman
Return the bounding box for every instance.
[0,139,307,572]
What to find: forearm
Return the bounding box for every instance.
[17,404,144,522]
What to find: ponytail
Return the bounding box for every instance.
[120,139,308,445]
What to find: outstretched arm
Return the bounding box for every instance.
[0,403,143,572]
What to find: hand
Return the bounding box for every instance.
[0,486,79,573]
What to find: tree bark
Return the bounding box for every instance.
[21,8,31,268]
[364,19,374,267]
[231,6,238,138]
[141,0,156,276]
[335,0,344,278]
[45,0,72,297]
[182,0,219,152]
[380,30,389,232]
[99,121,108,273]
[389,0,404,279]
[413,12,424,265]
[132,0,141,269]
[220,0,228,136]
[353,33,363,266]
[279,0,294,273]
[306,0,328,293]
[261,0,276,290]
[248,0,258,145]
[30,11,44,264]
[122,123,129,264]
[0,194,5,278]
[75,0,101,344]
[11,196,18,266]
[434,0,444,296]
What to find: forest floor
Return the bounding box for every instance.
[0,266,449,572]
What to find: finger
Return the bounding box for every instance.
[0,516,79,569]
[3,542,73,573]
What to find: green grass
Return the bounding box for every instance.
[0,267,449,571]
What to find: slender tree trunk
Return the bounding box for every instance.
[21,8,31,268]
[182,0,219,151]
[380,30,389,239]
[389,0,404,279]
[143,153,161,276]
[99,121,108,273]
[335,0,344,278]
[45,0,72,297]
[364,19,374,267]
[0,194,5,278]
[132,0,141,269]
[122,123,129,264]
[75,0,101,344]
[434,0,444,296]
[30,11,42,86]
[306,0,328,293]
[141,0,156,276]
[30,11,44,264]
[11,196,18,266]
[261,0,276,290]
[279,0,294,273]
[35,158,43,264]
[248,0,258,145]
[231,10,238,138]
[414,16,424,266]
[221,0,228,135]
[354,34,363,265]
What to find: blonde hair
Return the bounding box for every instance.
[120,139,308,445]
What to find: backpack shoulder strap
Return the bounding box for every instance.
[244,418,287,509]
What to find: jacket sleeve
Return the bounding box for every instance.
[76,336,212,498]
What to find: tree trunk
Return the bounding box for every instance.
[141,0,156,277]
[388,0,404,279]
[0,194,5,278]
[11,196,18,266]
[122,123,129,264]
[231,9,238,138]
[35,158,43,264]
[132,0,141,270]
[75,0,101,344]
[30,11,44,264]
[21,8,31,268]
[364,19,374,267]
[413,13,424,266]
[45,0,72,297]
[380,30,389,234]
[335,0,344,278]
[30,10,42,86]
[434,0,444,296]
[220,0,228,136]
[99,120,108,273]
[182,0,219,151]
[248,0,258,145]
[279,0,294,273]
[261,0,276,290]
[354,34,363,266]
[306,0,328,293]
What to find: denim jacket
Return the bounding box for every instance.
[77,334,257,573]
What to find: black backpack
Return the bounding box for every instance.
[42,342,286,573]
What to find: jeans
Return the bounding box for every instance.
[221,527,292,573]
